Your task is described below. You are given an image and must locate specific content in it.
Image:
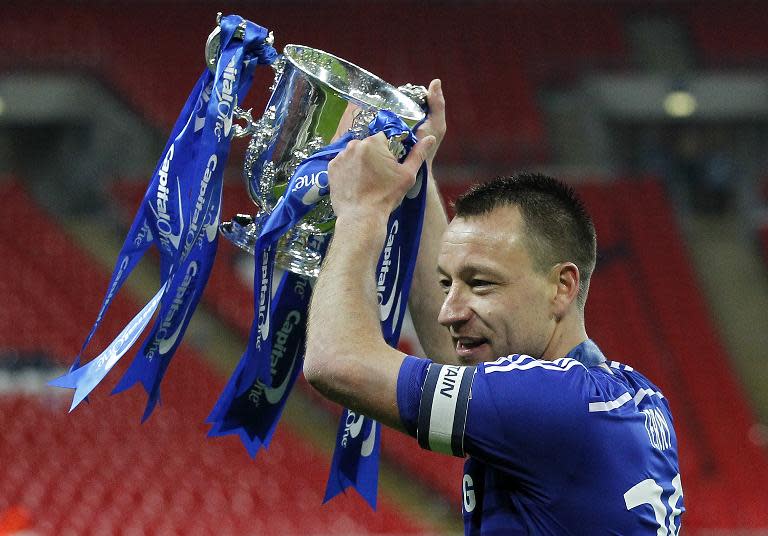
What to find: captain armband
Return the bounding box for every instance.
[417,363,477,457]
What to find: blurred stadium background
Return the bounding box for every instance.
[1,1,768,534]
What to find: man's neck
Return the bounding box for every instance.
[540,314,588,361]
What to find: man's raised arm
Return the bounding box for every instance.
[408,80,457,363]
[303,132,435,430]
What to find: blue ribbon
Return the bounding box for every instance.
[206,133,351,452]
[207,109,427,509]
[48,12,427,509]
[207,264,318,455]
[323,117,428,509]
[49,15,276,420]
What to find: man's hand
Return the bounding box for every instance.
[415,79,446,167]
[328,132,435,223]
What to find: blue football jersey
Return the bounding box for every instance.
[396,340,684,535]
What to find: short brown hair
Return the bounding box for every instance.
[453,173,597,308]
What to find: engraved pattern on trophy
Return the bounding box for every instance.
[206,15,427,277]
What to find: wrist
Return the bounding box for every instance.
[333,211,391,261]
[335,210,390,234]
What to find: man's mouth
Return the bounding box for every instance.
[455,337,490,361]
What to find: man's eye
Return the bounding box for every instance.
[439,279,451,293]
[470,279,493,288]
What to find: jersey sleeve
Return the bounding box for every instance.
[396,355,430,437]
[465,356,591,469]
[397,356,475,455]
[398,354,593,470]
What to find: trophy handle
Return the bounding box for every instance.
[243,105,279,211]
[205,12,274,74]
[219,214,262,256]
[397,83,429,110]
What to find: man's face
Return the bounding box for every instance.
[437,205,556,365]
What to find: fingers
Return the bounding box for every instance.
[428,79,445,111]
[368,132,400,162]
[333,131,433,184]
[427,79,446,122]
[402,135,436,178]
[414,78,446,147]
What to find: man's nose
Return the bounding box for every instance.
[438,286,472,327]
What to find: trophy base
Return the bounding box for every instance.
[219,214,260,256]
[274,224,322,278]
[220,215,322,278]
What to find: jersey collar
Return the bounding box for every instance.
[566,339,607,367]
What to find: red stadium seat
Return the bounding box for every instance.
[0,180,432,534]
[0,3,629,166]
[688,2,768,68]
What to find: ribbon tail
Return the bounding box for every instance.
[356,421,381,510]
[323,471,347,504]
[206,355,269,458]
[141,391,162,423]
[323,416,381,510]
[207,352,248,424]
[207,271,308,457]
[237,430,263,459]
[206,422,264,459]
[111,355,156,396]
[48,362,98,412]
[48,287,164,410]
[205,414,263,456]
[204,360,279,458]
[61,355,89,405]
[323,412,352,504]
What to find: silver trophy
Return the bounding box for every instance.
[205,14,426,277]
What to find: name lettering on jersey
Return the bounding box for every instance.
[643,408,672,450]
[462,474,476,513]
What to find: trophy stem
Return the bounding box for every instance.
[276,227,322,278]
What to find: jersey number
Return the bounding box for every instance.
[624,473,683,535]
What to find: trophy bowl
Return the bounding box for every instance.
[209,24,426,277]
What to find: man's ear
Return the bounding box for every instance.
[550,262,580,319]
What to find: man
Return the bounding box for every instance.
[304,80,684,534]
